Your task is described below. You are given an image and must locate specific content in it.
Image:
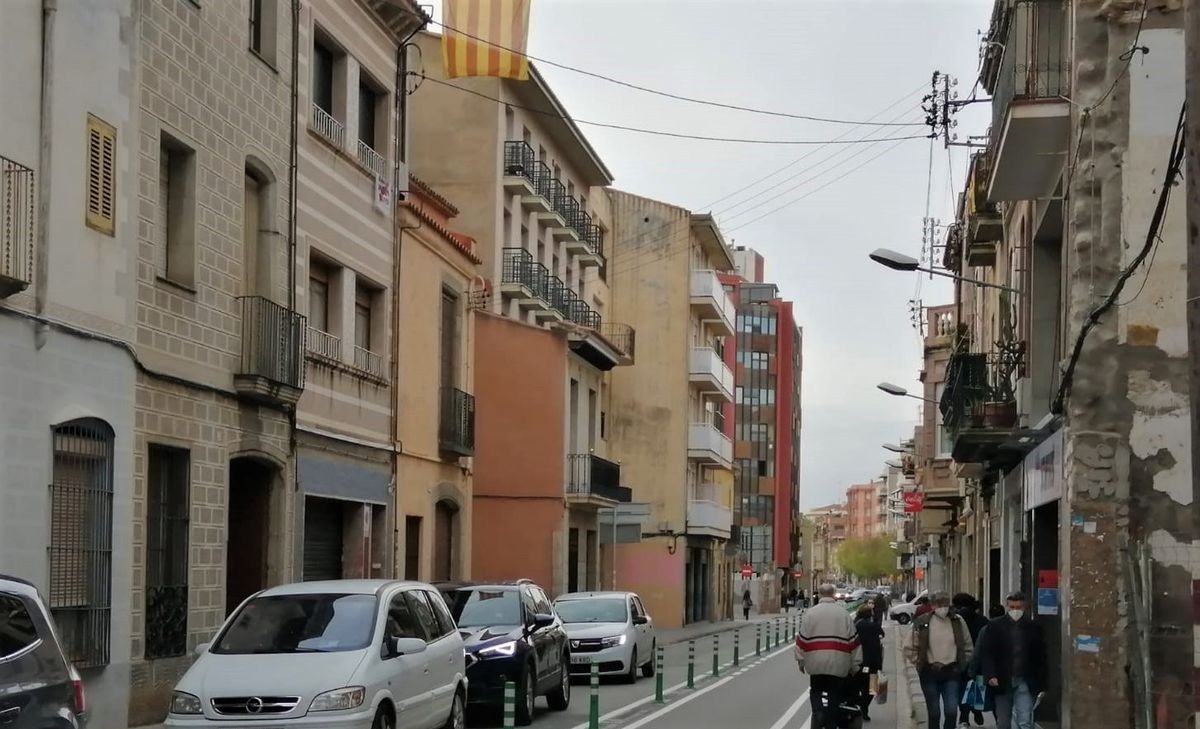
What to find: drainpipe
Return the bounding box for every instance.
[288,0,299,313]
[34,0,57,349]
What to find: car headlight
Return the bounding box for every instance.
[478,640,518,657]
[601,634,628,648]
[169,691,202,715]
[309,687,366,712]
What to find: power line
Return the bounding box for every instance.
[411,11,925,127]
[415,74,931,146]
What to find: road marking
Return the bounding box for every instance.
[564,642,794,729]
[796,716,812,729]
[765,690,810,729]
[618,675,736,729]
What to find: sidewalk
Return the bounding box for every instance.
[657,613,782,646]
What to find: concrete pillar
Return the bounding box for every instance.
[333,265,355,361]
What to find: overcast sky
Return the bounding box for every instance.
[423,0,992,508]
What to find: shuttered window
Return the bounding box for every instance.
[85,115,116,235]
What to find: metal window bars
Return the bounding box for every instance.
[438,386,476,457]
[145,446,189,659]
[237,296,307,388]
[990,0,1069,142]
[1,155,35,296]
[503,140,536,180]
[48,418,115,668]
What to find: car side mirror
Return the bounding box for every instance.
[387,636,427,658]
[531,613,556,630]
[194,642,210,656]
[632,615,649,626]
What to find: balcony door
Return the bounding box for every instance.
[440,289,459,391]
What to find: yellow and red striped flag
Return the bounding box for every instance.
[442,0,531,80]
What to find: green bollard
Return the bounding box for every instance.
[774,618,780,647]
[733,628,740,666]
[755,622,761,656]
[654,644,665,703]
[503,681,516,729]
[711,634,719,677]
[687,640,695,688]
[588,662,600,729]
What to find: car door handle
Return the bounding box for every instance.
[0,706,20,724]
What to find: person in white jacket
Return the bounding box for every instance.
[796,584,863,722]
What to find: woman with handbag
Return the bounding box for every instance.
[854,604,885,721]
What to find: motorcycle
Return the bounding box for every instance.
[810,682,864,729]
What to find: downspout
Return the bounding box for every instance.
[288,0,299,313]
[34,0,57,349]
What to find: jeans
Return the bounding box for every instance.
[993,678,1035,729]
[919,670,961,729]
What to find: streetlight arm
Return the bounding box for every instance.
[917,265,1021,294]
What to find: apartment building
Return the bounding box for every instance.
[607,191,737,628]
[0,2,139,726]
[407,33,634,598]
[845,482,882,539]
[395,175,481,582]
[805,504,848,589]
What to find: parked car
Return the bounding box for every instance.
[0,574,86,729]
[552,591,656,683]
[165,580,466,729]
[888,590,929,624]
[435,580,570,725]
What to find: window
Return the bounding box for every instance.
[358,81,379,150]
[532,588,553,616]
[145,445,190,659]
[48,418,114,667]
[587,389,597,448]
[158,133,197,288]
[243,165,275,298]
[355,283,373,350]
[750,352,768,370]
[404,591,441,642]
[215,593,376,654]
[520,589,538,623]
[312,38,335,115]
[404,516,421,580]
[936,382,951,456]
[600,411,607,439]
[384,593,424,642]
[308,259,330,332]
[248,0,277,61]
[424,590,457,637]
[440,288,460,390]
[85,114,116,235]
[0,593,38,659]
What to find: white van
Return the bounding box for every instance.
[166,580,466,729]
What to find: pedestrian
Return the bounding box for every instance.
[966,605,1005,723]
[853,604,884,721]
[915,594,933,618]
[796,584,863,725]
[871,591,890,626]
[789,587,799,613]
[798,588,807,609]
[979,591,1046,729]
[742,589,753,620]
[951,594,988,728]
[909,591,973,729]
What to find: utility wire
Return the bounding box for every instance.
[415,74,931,145]
[410,10,924,127]
[1052,102,1186,415]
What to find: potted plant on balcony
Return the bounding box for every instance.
[981,332,1023,430]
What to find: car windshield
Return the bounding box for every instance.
[212,593,377,654]
[554,598,628,624]
[446,589,521,628]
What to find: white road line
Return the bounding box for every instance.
[564,642,795,729]
[796,716,812,729]
[765,690,810,729]
[619,675,737,729]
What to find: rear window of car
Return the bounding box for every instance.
[212,593,377,654]
[0,592,40,659]
[445,589,521,628]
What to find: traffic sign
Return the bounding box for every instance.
[740,564,753,578]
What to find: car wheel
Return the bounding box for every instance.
[371,705,394,729]
[516,663,536,726]
[546,655,571,711]
[442,690,465,729]
[641,641,656,678]
[895,613,911,625]
[622,648,638,684]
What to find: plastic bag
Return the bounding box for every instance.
[961,676,986,711]
[874,673,889,705]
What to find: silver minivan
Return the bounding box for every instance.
[166,580,466,729]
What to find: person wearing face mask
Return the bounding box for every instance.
[978,591,1046,729]
[908,591,973,729]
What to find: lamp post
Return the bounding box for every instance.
[877,382,941,405]
[868,248,1022,294]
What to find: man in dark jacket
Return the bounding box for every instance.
[871,591,890,626]
[979,591,1045,729]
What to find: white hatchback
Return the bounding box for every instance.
[166,580,467,729]
[553,591,656,683]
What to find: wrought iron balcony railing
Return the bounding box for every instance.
[356,140,386,178]
[503,140,536,180]
[439,386,475,457]
[567,453,631,503]
[311,103,345,149]
[600,323,635,359]
[236,296,306,390]
[533,161,555,201]
[353,346,385,379]
[581,223,603,258]
[502,247,535,289]
[1,156,35,297]
[530,263,551,302]
[306,326,341,361]
[990,0,1069,140]
[145,584,188,659]
[556,196,580,234]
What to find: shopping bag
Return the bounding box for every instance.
[874,673,889,704]
[961,676,986,711]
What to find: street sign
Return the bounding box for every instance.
[792,570,803,578]
[740,564,752,578]
[902,491,925,513]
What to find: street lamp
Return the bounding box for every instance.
[868,248,1021,293]
[877,381,940,405]
[882,443,912,454]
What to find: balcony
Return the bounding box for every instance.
[500,248,551,313]
[311,103,345,150]
[518,161,554,214]
[534,177,568,230]
[939,345,1030,467]
[688,422,733,468]
[353,346,386,380]
[688,347,734,402]
[438,386,475,457]
[601,323,635,362]
[569,317,634,371]
[966,151,1001,266]
[687,483,732,538]
[535,274,567,322]
[689,269,735,336]
[1,156,35,298]
[306,326,341,362]
[234,296,306,405]
[502,141,536,195]
[356,140,386,178]
[567,453,631,508]
[577,224,605,268]
[985,0,1070,201]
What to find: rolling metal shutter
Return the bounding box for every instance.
[303,499,343,581]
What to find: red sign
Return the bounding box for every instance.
[915,567,926,580]
[902,491,925,513]
[1039,570,1059,588]
[740,565,753,578]
[792,570,803,579]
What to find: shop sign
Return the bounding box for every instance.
[1024,429,1063,510]
[902,491,925,513]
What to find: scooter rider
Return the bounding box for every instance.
[796,583,863,726]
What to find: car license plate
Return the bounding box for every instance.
[571,654,592,664]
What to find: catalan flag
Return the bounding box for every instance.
[442,0,531,80]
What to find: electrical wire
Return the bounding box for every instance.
[1051,102,1186,415]
[407,9,925,127]
[415,74,930,146]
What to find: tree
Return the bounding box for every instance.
[837,536,897,581]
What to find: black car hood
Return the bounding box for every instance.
[460,625,523,651]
